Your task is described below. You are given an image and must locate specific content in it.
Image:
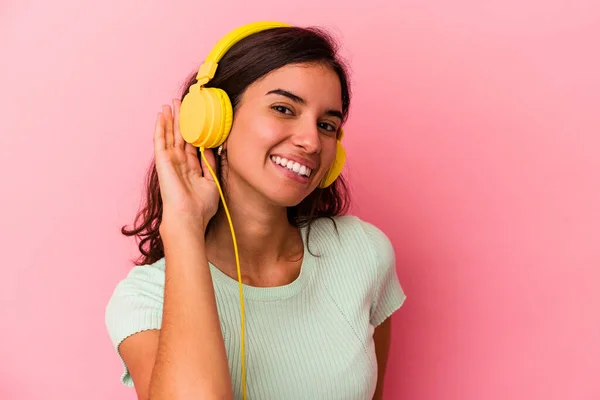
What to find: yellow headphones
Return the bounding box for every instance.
[177,21,347,399]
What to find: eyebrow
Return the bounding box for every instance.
[266,88,343,120]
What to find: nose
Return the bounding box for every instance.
[292,120,321,155]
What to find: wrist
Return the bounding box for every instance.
[160,214,207,238]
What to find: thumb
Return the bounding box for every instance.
[199,147,219,183]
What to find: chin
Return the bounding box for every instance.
[264,187,311,208]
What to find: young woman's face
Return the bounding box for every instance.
[223,63,343,207]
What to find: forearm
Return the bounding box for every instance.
[149,220,233,400]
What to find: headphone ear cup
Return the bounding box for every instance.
[319,140,346,188]
[180,84,233,148]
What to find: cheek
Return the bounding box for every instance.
[242,114,286,150]
[227,113,283,166]
[322,139,339,167]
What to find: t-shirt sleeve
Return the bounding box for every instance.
[104,259,166,386]
[360,221,407,327]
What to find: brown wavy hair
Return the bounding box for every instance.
[122,26,353,266]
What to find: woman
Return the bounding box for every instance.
[105,22,406,400]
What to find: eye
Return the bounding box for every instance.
[318,122,338,134]
[271,105,294,115]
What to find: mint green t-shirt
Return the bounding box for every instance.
[105,215,406,399]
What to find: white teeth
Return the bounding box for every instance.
[270,156,312,177]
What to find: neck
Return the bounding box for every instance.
[205,185,303,281]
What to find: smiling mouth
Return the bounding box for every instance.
[270,155,312,178]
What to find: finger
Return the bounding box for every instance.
[184,141,198,158]
[153,112,166,154]
[163,105,174,148]
[172,98,185,149]
[199,148,218,183]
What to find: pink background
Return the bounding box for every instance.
[1,0,599,399]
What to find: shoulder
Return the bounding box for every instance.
[104,258,166,366]
[307,215,396,289]
[309,215,394,262]
[317,216,405,327]
[308,215,404,327]
[109,258,166,296]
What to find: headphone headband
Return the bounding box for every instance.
[195,21,292,86]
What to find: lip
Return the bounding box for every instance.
[269,153,318,171]
[270,160,310,184]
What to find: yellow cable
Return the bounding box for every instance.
[200,147,247,400]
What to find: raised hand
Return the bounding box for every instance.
[154,99,220,231]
